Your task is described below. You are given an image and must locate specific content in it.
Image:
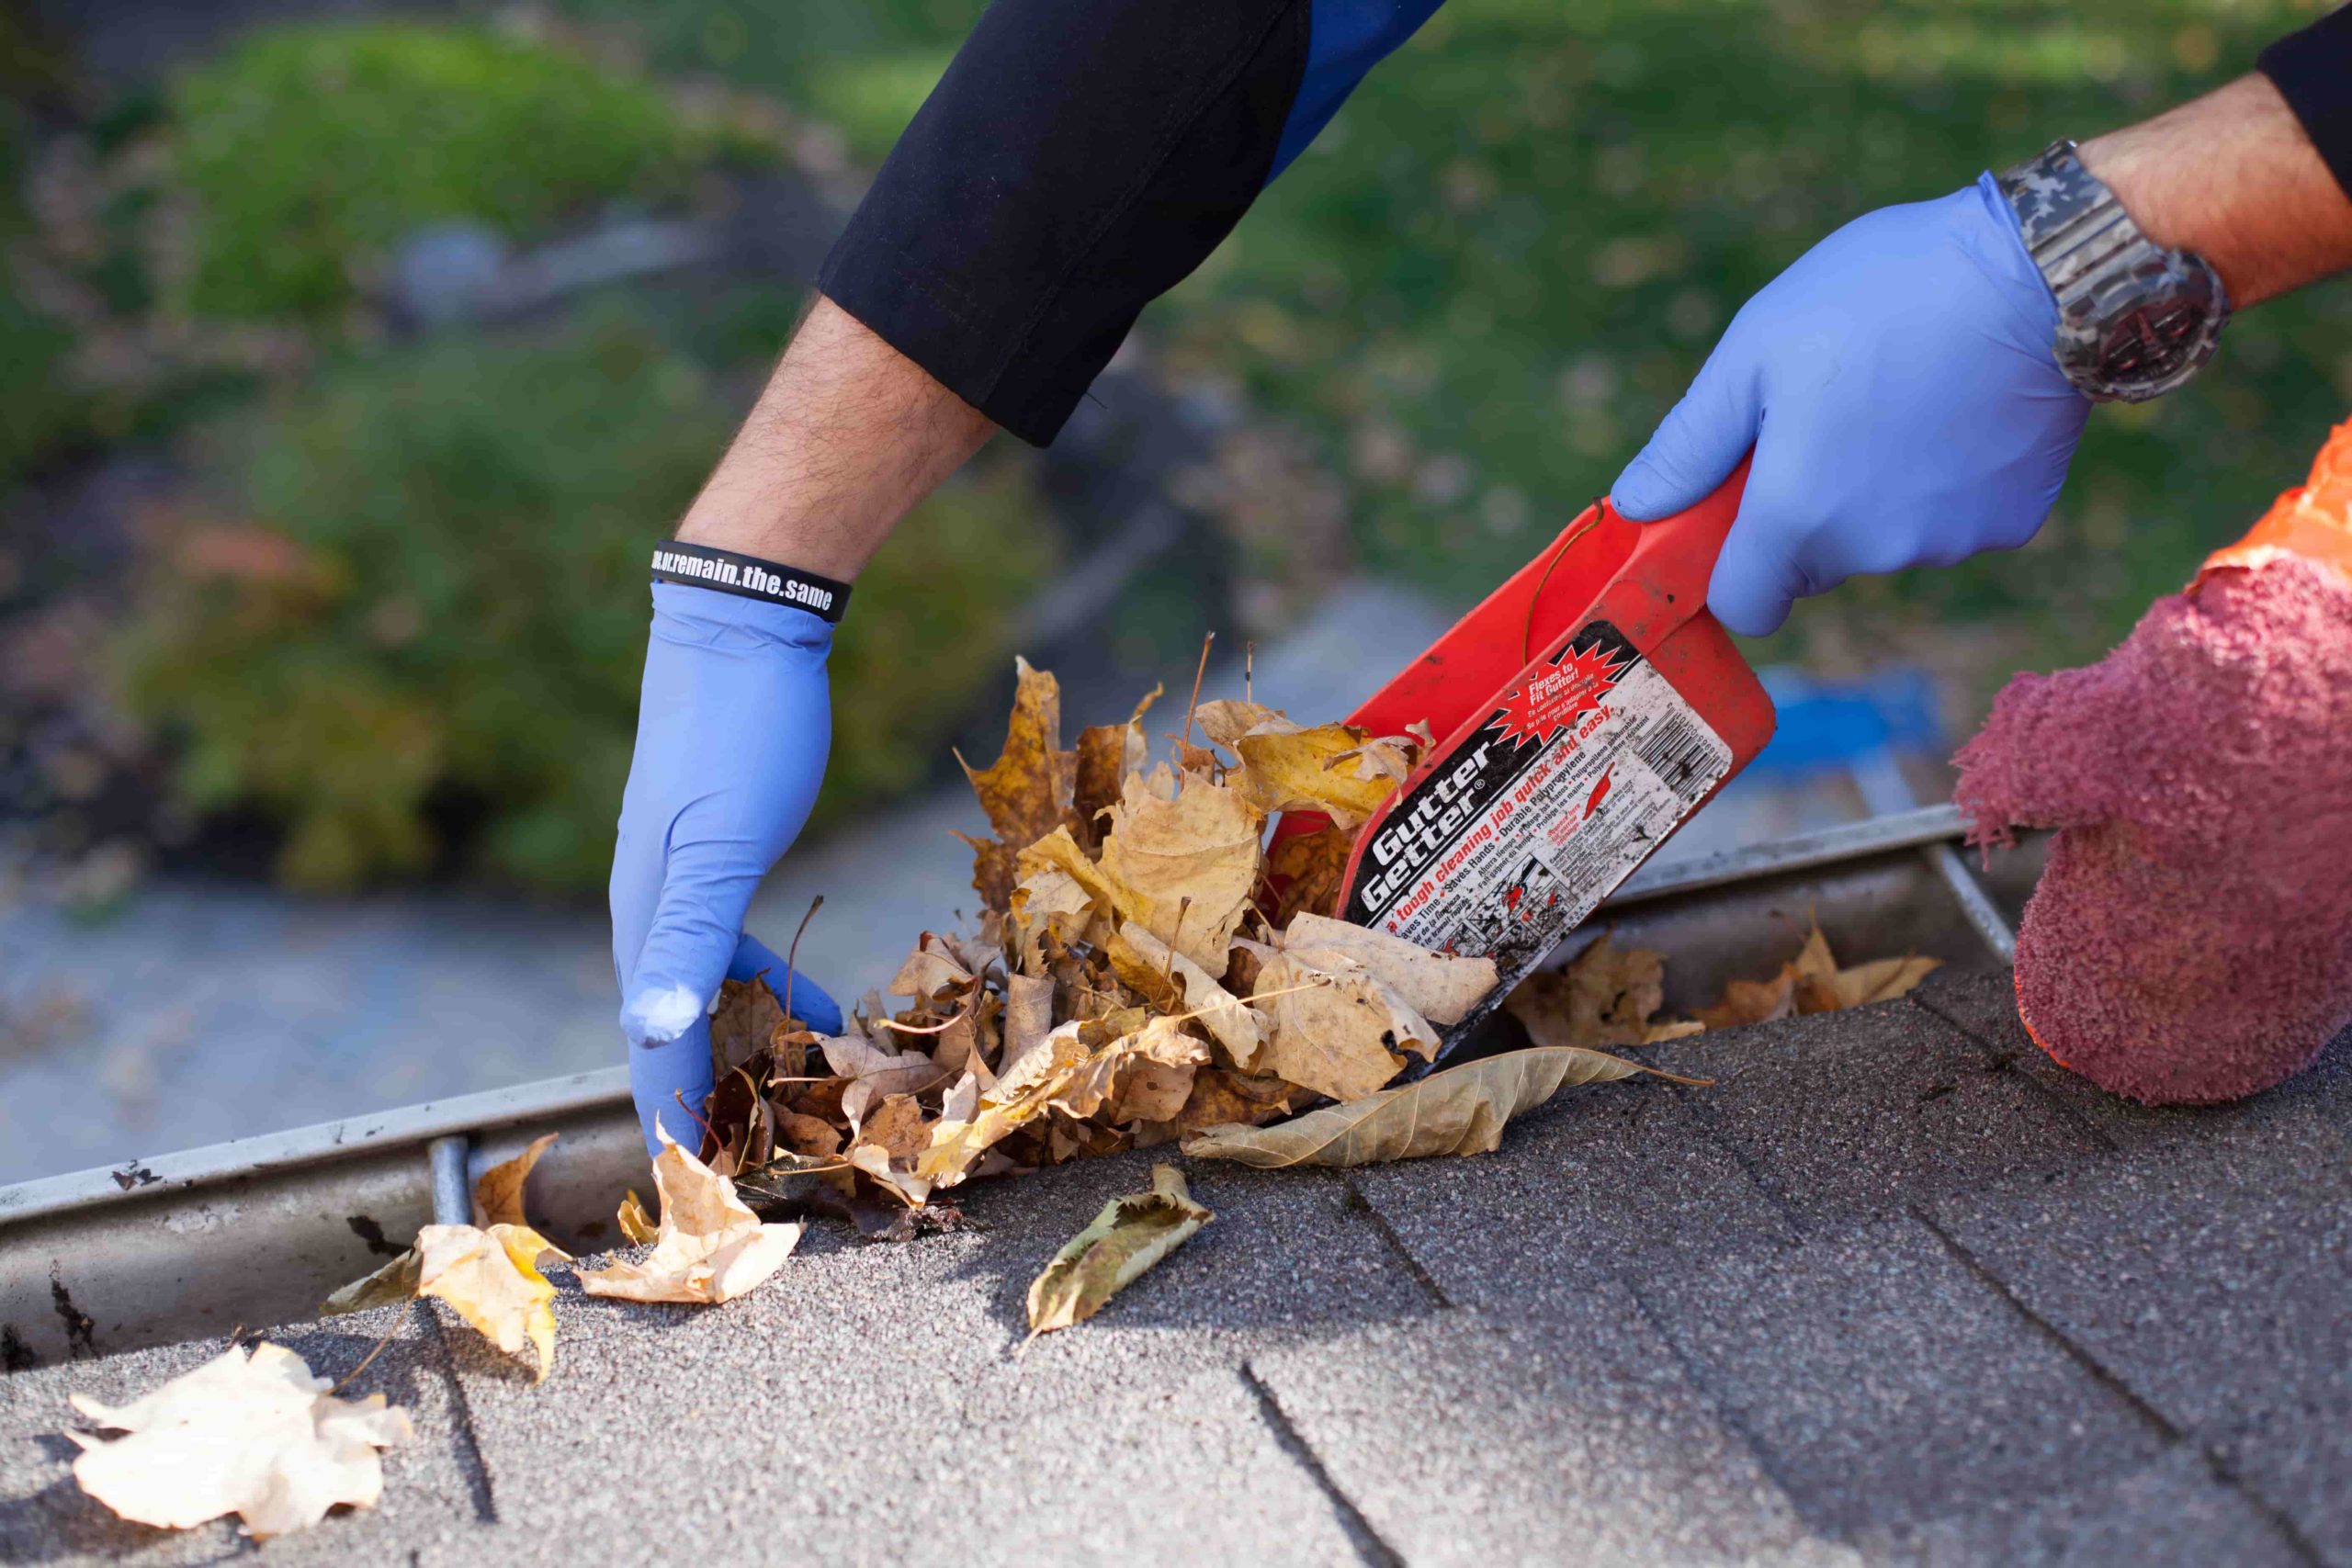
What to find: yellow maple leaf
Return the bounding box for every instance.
[470,1131,557,1229]
[416,1222,567,1382]
[1231,722,1401,829]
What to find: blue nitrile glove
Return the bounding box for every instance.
[611,583,844,1155]
[1611,174,2091,637]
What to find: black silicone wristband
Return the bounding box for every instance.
[649,541,852,623]
[2260,6,2352,206]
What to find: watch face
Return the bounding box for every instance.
[2065,253,2226,402]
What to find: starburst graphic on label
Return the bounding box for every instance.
[1490,639,1630,747]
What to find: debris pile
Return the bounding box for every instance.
[690,659,1529,1212]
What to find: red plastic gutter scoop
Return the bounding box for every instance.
[1303,464,1774,1054]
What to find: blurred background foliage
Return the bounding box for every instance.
[5,0,2346,897]
[167,22,759,321]
[117,312,1042,889]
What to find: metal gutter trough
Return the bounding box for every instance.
[0,805,2042,1373]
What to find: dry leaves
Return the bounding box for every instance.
[1239,947,1437,1101]
[471,1132,556,1228]
[1502,923,1939,1052]
[1695,920,1940,1029]
[1277,912,1496,1025]
[1092,769,1264,971]
[317,1214,568,1382]
[579,1131,802,1304]
[1025,1165,1212,1341]
[320,1248,423,1317]
[684,659,1964,1240]
[417,1223,567,1382]
[1182,1045,1674,1168]
[958,658,1079,909]
[1228,720,1405,829]
[1506,936,1702,1052]
[616,1189,660,1245]
[66,1342,412,1540]
[670,657,1535,1224]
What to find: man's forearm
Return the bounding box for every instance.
[2082,73,2352,310]
[673,297,996,579]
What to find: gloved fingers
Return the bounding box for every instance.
[628,1026,715,1156]
[619,835,768,1050]
[1706,453,1817,637]
[728,931,844,1035]
[1610,334,1760,523]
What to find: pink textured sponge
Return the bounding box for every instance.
[1955,429,2352,1105]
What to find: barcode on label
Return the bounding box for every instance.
[1634,713,1720,800]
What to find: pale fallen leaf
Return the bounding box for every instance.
[1093,770,1264,973]
[1243,948,1433,1102]
[617,1189,660,1246]
[417,1223,568,1382]
[1231,722,1400,829]
[1182,1044,1674,1168]
[579,1131,802,1305]
[1279,912,1497,1024]
[1193,698,1283,752]
[320,1247,422,1317]
[67,1342,412,1539]
[820,1029,949,1126]
[1107,920,1263,1069]
[888,935,976,1003]
[1024,1164,1211,1340]
[848,1139,935,1207]
[471,1132,557,1228]
[1506,936,1701,1051]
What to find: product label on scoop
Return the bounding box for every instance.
[1343,620,1731,1010]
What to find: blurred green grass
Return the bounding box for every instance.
[570,0,2352,689]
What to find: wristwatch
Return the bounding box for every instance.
[1996,140,2229,403]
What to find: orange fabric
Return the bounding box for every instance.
[2195,415,2352,587]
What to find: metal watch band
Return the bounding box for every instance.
[650,541,852,623]
[1997,140,2229,403]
